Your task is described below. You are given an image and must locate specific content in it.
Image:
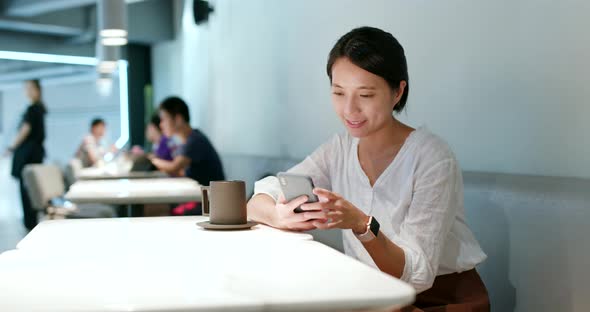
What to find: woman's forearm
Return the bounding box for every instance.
[247,194,277,226]
[362,232,406,279]
[10,123,31,149]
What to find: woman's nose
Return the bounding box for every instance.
[343,97,360,115]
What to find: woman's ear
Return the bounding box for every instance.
[393,80,407,106]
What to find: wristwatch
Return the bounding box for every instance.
[354,216,380,242]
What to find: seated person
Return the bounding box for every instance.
[75,118,109,167]
[247,27,489,312]
[146,113,175,160]
[151,96,225,186]
[132,113,176,161]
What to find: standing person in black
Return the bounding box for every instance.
[5,80,47,231]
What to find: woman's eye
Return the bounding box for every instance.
[332,92,344,96]
[360,94,374,98]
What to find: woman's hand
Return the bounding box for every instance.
[130,145,144,156]
[272,194,322,232]
[300,188,369,234]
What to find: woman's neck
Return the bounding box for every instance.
[359,117,408,155]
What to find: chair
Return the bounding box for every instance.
[21,164,116,220]
[64,158,83,188]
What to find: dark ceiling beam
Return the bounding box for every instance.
[4,0,96,17]
[0,64,92,83]
[0,30,95,56]
[0,16,85,36]
[0,0,173,44]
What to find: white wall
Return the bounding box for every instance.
[0,77,120,167]
[152,0,590,179]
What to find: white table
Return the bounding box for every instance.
[76,167,167,180]
[0,216,415,312]
[65,177,202,205]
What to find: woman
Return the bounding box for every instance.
[7,79,47,231]
[248,27,489,311]
[146,113,174,161]
[131,114,175,161]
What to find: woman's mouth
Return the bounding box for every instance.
[345,119,366,129]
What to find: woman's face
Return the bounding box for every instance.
[330,57,404,138]
[25,82,40,102]
[146,123,161,144]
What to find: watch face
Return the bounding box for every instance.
[370,217,380,236]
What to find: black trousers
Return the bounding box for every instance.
[19,177,38,231]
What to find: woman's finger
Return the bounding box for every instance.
[299,201,325,211]
[302,210,327,221]
[326,210,344,217]
[312,219,342,230]
[326,219,343,229]
[289,220,317,231]
[284,195,309,211]
[313,188,339,201]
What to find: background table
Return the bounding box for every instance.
[76,167,167,180]
[65,177,202,205]
[0,216,415,312]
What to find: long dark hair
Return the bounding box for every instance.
[150,113,162,131]
[327,26,409,113]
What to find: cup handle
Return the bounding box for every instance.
[201,186,210,216]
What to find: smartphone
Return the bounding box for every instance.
[277,172,318,213]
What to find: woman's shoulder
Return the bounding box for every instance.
[408,127,457,164]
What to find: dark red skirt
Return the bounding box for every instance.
[399,269,490,312]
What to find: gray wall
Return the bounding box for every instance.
[462,172,590,312]
[153,0,590,179]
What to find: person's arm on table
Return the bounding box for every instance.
[151,155,190,176]
[247,193,317,231]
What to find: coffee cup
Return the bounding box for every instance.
[201,180,247,225]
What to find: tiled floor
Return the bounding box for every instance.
[0,157,27,253]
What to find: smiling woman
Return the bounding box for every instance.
[248,26,490,311]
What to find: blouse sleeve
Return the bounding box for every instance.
[393,158,462,293]
[253,135,339,201]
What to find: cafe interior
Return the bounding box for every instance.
[0,0,588,311]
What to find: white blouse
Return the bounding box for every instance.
[253,127,487,293]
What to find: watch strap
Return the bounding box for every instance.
[355,216,377,242]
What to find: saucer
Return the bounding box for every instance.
[197,221,258,231]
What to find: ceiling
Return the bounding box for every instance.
[0,0,174,84]
[0,59,93,85]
